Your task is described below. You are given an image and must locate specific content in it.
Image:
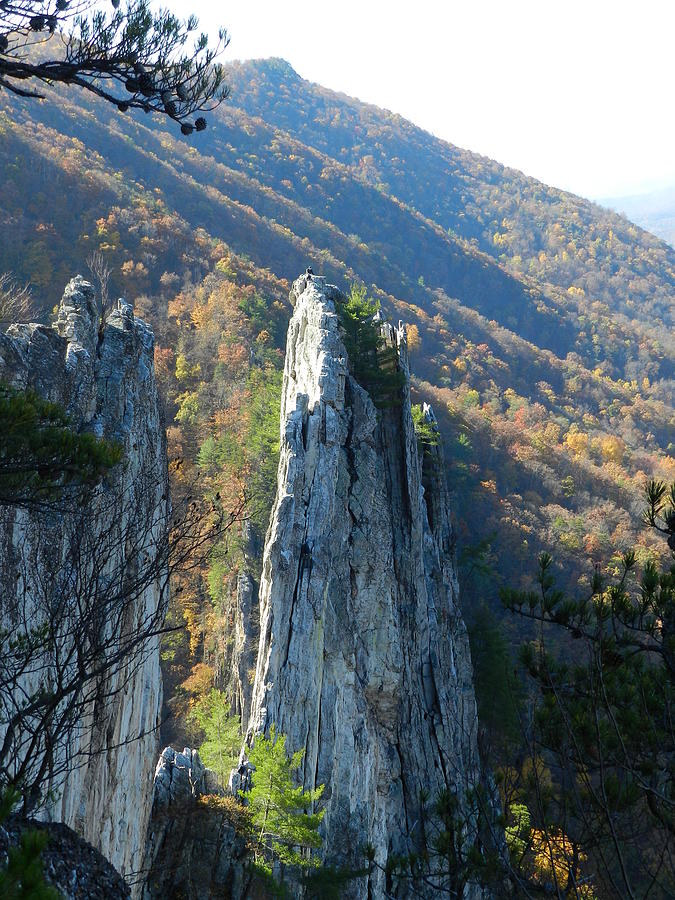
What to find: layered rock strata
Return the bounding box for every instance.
[0,278,168,889]
[243,274,484,896]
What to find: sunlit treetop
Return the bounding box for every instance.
[0,0,229,134]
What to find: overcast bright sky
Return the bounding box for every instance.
[192,0,675,201]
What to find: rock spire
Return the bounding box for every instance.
[242,274,485,896]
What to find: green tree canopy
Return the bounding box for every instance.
[336,283,405,409]
[190,689,241,787]
[243,727,324,872]
[0,381,121,508]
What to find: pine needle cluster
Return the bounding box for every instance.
[0,382,121,508]
[336,283,405,409]
[244,727,324,872]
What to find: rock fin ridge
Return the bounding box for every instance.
[0,277,168,894]
[243,274,486,897]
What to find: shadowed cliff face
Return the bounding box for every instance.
[0,278,168,891]
[243,274,486,897]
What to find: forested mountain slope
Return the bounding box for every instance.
[226,60,674,338]
[0,56,673,625]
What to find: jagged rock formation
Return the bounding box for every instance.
[143,748,247,900]
[243,274,485,896]
[152,747,222,805]
[228,521,261,727]
[0,278,168,890]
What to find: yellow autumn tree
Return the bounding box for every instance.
[530,826,596,898]
[564,430,589,457]
[599,435,626,464]
[407,323,422,353]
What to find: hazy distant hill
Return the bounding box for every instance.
[0,57,673,607]
[600,184,675,248]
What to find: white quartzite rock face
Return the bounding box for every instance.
[245,275,484,897]
[151,746,217,806]
[0,278,168,891]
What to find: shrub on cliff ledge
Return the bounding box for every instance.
[336,283,405,409]
[411,403,440,450]
[0,382,121,509]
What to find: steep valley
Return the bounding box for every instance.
[0,58,673,617]
[0,52,674,898]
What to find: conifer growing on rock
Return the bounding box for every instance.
[244,727,325,874]
[501,479,675,897]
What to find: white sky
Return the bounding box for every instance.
[191,0,675,200]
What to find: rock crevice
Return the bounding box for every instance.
[0,278,168,891]
[243,275,484,896]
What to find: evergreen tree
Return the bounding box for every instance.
[501,479,675,898]
[190,689,241,787]
[0,790,61,899]
[0,382,121,508]
[373,784,503,898]
[336,282,381,377]
[243,728,324,874]
[336,283,405,409]
[0,1,228,134]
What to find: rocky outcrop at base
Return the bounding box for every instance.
[0,817,131,899]
[143,747,247,900]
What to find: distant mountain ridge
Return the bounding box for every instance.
[600,183,675,248]
[225,59,674,333]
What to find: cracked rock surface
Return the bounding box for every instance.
[244,275,485,897]
[0,278,168,893]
